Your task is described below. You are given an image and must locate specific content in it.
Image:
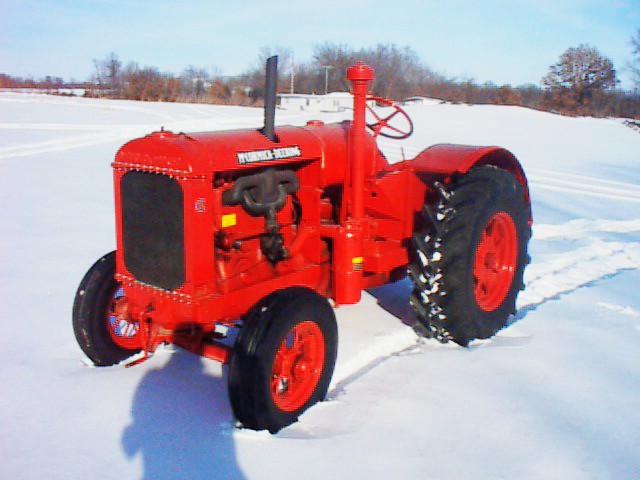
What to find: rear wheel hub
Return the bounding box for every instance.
[473,211,518,311]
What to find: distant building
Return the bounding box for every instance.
[278,92,375,112]
[402,96,442,106]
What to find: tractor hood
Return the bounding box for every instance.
[113,125,327,179]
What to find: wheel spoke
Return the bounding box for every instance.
[386,123,406,135]
[382,109,400,122]
[106,287,141,348]
[366,104,382,122]
[364,96,413,139]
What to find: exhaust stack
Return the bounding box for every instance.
[262,55,278,142]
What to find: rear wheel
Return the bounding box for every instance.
[228,288,338,433]
[72,252,141,365]
[409,166,531,346]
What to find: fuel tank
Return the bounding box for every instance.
[113,120,373,187]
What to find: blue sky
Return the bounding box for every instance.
[2,0,639,89]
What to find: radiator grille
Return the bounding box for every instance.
[121,171,185,290]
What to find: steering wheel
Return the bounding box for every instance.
[365,96,414,139]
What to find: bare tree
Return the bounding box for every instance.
[543,44,616,107]
[180,66,210,100]
[240,46,295,102]
[630,29,640,91]
[312,43,358,93]
[93,52,122,95]
[311,43,436,99]
[360,44,424,99]
[257,45,294,89]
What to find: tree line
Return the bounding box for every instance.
[3,33,640,119]
[0,74,67,89]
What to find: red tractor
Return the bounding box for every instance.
[73,57,531,433]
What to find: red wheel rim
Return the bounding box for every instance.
[473,211,518,311]
[271,321,325,412]
[107,286,141,349]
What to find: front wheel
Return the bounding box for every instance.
[72,252,142,365]
[228,288,338,433]
[409,166,531,346]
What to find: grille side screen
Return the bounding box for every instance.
[121,171,185,290]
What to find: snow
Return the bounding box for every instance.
[1,92,639,479]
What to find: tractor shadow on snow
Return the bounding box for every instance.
[367,278,420,327]
[122,348,245,480]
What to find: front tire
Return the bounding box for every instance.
[409,166,531,346]
[228,287,338,433]
[72,252,141,365]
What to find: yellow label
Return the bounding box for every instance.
[221,213,237,228]
[352,256,364,271]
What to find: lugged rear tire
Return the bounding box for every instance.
[228,287,338,433]
[72,252,141,365]
[409,166,531,346]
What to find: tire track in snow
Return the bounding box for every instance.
[526,167,640,203]
[0,118,262,160]
[0,128,149,159]
[527,166,640,190]
[597,303,640,333]
[517,240,640,313]
[533,218,640,240]
[0,122,147,131]
[329,218,640,397]
[0,93,265,160]
[528,178,640,203]
[518,218,640,315]
[0,93,179,120]
[328,328,422,395]
[598,302,640,318]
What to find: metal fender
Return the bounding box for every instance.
[398,143,531,206]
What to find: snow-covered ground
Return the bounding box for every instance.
[1,92,639,479]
